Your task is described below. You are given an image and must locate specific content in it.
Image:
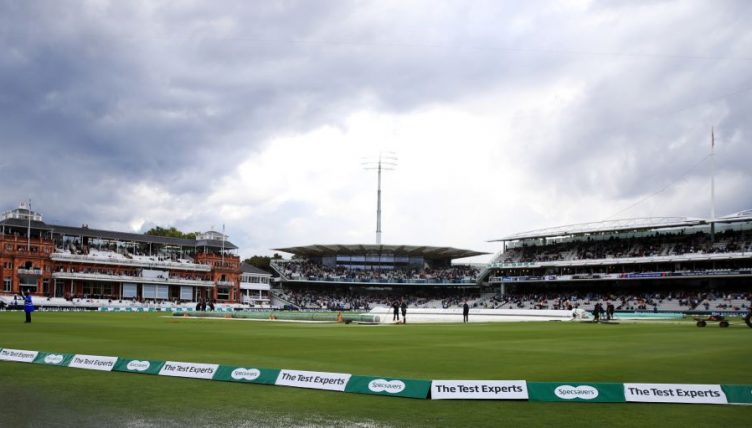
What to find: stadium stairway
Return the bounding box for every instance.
[269,289,298,309]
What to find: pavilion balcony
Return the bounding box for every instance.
[52,272,216,288]
[240,282,270,291]
[51,252,211,272]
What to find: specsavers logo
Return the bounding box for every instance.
[554,385,599,400]
[126,360,150,372]
[368,379,406,394]
[44,354,64,365]
[231,368,261,381]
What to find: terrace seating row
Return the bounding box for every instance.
[500,230,752,264]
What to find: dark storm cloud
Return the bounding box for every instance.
[0,0,556,227]
[0,2,318,222]
[0,2,225,208]
[0,0,749,238]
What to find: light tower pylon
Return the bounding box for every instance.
[363,152,397,245]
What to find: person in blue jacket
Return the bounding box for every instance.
[23,290,34,323]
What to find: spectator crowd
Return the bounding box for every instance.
[279,261,480,283]
[500,229,752,264]
[273,286,751,314]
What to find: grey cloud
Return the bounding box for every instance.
[0,0,749,245]
[1,1,547,209]
[520,1,752,218]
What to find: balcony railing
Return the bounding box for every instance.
[281,276,478,285]
[51,252,211,272]
[240,282,271,290]
[52,272,215,287]
[491,251,752,269]
[489,268,752,283]
[17,268,43,276]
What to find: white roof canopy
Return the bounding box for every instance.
[491,217,706,242]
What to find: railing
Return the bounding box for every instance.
[241,295,271,303]
[210,260,240,269]
[0,237,53,255]
[489,268,752,283]
[269,260,286,278]
[269,289,299,309]
[281,276,479,285]
[17,268,43,275]
[51,252,211,271]
[240,282,271,290]
[52,272,215,287]
[491,251,752,269]
[216,280,235,287]
[240,273,272,284]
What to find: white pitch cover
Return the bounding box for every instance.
[158,361,219,380]
[275,369,351,392]
[624,383,727,404]
[69,354,118,371]
[431,380,529,400]
[0,348,39,363]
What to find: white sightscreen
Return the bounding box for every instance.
[142,284,156,299]
[123,283,137,298]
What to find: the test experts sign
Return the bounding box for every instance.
[0,348,38,363]
[158,361,219,380]
[275,369,351,392]
[624,383,728,404]
[431,380,528,400]
[69,354,118,371]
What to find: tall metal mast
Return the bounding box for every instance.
[710,128,716,241]
[376,158,383,243]
[363,152,397,245]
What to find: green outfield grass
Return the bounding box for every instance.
[0,312,750,427]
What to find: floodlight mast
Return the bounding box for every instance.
[363,153,397,245]
[710,128,716,241]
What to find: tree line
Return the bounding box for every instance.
[145,226,281,271]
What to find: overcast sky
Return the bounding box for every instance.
[1,0,750,262]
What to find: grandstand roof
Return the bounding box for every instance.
[240,262,271,276]
[273,244,487,260]
[717,209,752,223]
[0,217,53,230]
[49,224,238,250]
[0,205,238,249]
[491,217,707,242]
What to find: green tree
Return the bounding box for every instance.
[242,253,283,271]
[145,226,199,240]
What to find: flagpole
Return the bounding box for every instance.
[27,198,31,252]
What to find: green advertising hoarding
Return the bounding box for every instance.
[32,352,74,367]
[722,384,752,405]
[527,382,626,403]
[214,365,280,385]
[346,375,431,399]
[113,358,165,375]
[3,344,749,405]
